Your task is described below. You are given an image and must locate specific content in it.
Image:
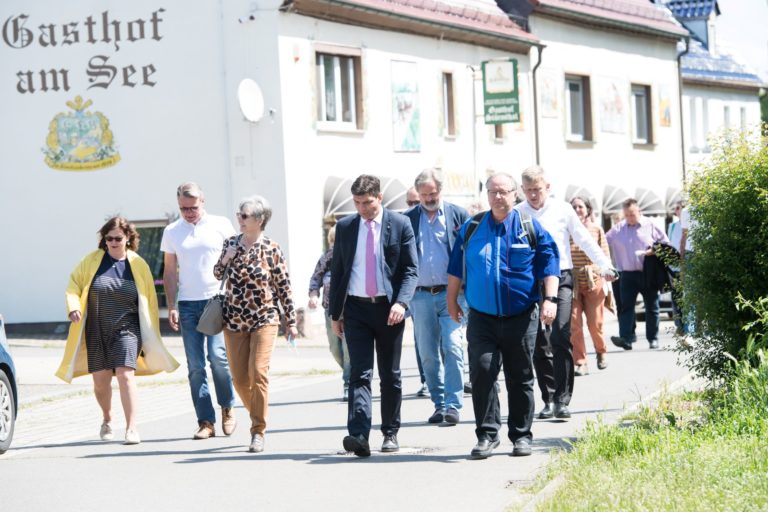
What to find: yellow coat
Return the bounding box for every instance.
[55,249,180,382]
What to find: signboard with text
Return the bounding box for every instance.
[482,58,519,124]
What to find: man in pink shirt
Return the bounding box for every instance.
[606,198,669,349]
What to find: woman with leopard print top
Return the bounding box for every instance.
[213,195,298,454]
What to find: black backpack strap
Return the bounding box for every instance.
[462,211,487,282]
[520,212,537,250]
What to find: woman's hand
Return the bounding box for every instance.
[288,326,299,338]
[69,310,82,323]
[222,244,238,265]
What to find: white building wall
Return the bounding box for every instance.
[528,17,683,210]
[682,84,762,169]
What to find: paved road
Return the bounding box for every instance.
[1,318,690,511]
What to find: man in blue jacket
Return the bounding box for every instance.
[405,169,470,426]
[447,173,560,459]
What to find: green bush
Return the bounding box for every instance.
[679,131,768,381]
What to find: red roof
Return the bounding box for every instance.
[533,0,688,37]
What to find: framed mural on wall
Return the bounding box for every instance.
[659,84,672,127]
[391,60,420,152]
[597,77,627,134]
[538,68,560,118]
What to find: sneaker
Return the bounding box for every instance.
[249,433,264,453]
[444,407,460,425]
[193,421,215,440]
[649,339,660,349]
[416,383,428,397]
[222,407,237,436]
[381,434,399,453]
[596,353,608,370]
[574,363,589,376]
[124,428,141,445]
[99,421,114,441]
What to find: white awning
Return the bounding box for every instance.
[635,188,667,216]
[564,184,598,210]
[323,176,408,218]
[602,185,630,214]
[665,187,683,215]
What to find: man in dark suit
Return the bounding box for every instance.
[404,169,469,426]
[329,174,419,457]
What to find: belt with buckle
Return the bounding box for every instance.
[416,285,447,295]
[348,295,388,304]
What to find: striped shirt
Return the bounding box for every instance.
[570,223,611,290]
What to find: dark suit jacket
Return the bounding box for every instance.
[328,209,419,321]
[404,201,470,257]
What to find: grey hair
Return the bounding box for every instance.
[239,195,272,229]
[521,165,547,184]
[414,168,444,192]
[177,182,204,199]
[485,172,517,191]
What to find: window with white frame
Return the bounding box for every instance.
[631,84,652,144]
[564,75,592,141]
[723,105,731,129]
[442,72,456,136]
[315,47,362,130]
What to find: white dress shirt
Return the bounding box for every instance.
[347,208,386,297]
[516,199,613,271]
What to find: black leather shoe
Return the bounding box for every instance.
[649,339,659,349]
[611,336,633,350]
[416,383,428,397]
[463,381,472,394]
[512,438,532,457]
[343,435,371,457]
[428,409,444,424]
[470,438,500,459]
[444,408,460,425]
[555,404,571,419]
[537,402,555,419]
[381,435,399,453]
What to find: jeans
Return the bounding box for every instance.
[324,312,350,385]
[178,300,236,424]
[618,271,660,343]
[467,305,538,443]
[411,289,464,410]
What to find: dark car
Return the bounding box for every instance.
[635,290,674,322]
[0,314,18,455]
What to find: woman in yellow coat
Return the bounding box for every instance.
[56,217,179,444]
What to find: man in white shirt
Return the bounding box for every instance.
[161,182,237,440]
[516,166,616,420]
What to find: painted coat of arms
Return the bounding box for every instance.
[43,96,120,171]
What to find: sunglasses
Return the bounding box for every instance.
[105,236,124,243]
[236,212,252,220]
[179,206,200,213]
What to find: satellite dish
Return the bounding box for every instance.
[237,79,265,122]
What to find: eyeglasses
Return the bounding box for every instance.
[179,206,200,213]
[487,189,514,197]
[236,212,252,220]
[105,236,124,243]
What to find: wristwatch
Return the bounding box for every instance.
[543,296,559,304]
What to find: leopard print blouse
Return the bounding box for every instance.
[213,235,297,333]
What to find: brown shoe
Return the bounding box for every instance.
[597,353,608,370]
[193,421,215,440]
[222,407,237,436]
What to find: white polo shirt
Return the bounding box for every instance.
[160,213,236,301]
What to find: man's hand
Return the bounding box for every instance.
[168,308,180,331]
[288,326,299,339]
[602,268,619,283]
[387,302,406,326]
[332,319,344,337]
[540,301,557,325]
[68,310,82,323]
[448,299,463,324]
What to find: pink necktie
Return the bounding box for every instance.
[365,219,378,297]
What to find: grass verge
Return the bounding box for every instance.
[518,355,768,511]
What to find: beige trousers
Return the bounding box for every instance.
[571,284,607,365]
[223,325,278,435]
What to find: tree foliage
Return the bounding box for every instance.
[679,130,768,380]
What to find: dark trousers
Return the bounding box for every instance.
[343,299,404,439]
[533,270,574,406]
[618,271,659,343]
[467,305,538,443]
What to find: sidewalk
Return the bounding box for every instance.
[5,317,692,511]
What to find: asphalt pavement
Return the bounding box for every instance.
[1,316,692,512]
